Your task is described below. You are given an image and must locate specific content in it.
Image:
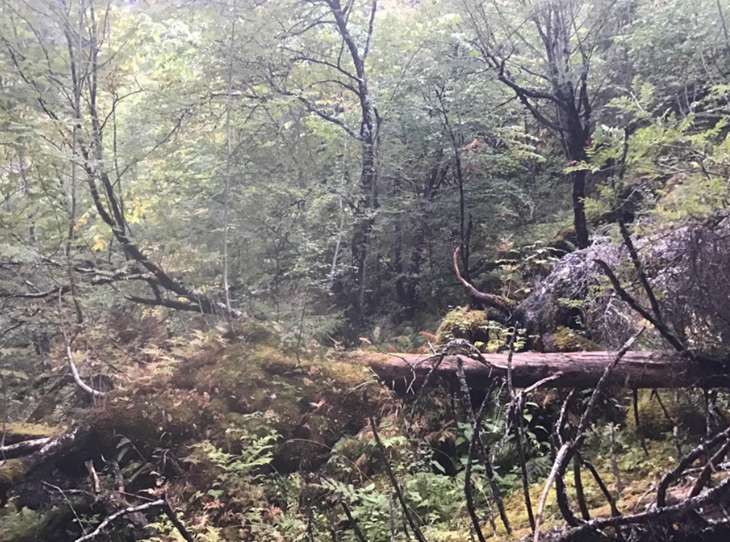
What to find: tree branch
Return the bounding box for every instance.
[453,247,514,314]
[595,259,687,353]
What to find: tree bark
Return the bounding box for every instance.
[341,350,730,390]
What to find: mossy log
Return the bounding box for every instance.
[342,351,730,390]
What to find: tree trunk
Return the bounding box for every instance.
[571,168,589,249]
[341,351,730,390]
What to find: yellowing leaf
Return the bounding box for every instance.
[92,235,107,251]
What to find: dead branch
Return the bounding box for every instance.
[0,437,52,459]
[689,439,730,498]
[453,247,514,314]
[0,425,90,492]
[559,475,730,541]
[341,501,370,542]
[74,499,165,542]
[657,425,730,507]
[595,259,687,353]
[533,330,644,542]
[63,331,107,398]
[73,497,195,542]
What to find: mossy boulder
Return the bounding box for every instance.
[436,309,490,345]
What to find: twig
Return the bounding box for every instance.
[1,372,5,466]
[608,423,623,499]
[456,359,489,542]
[161,500,196,542]
[650,390,682,459]
[85,460,101,493]
[506,325,536,530]
[72,497,195,542]
[617,219,663,325]
[689,438,730,498]
[456,357,511,535]
[632,389,648,456]
[44,482,89,536]
[573,455,590,521]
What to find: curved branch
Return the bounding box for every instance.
[453,247,514,314]
[63,333,107,398]
[74,500,166,542]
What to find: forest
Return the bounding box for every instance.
[2,0,730,540]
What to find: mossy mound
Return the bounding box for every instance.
[239,320,282,348]
[0,459,27,492]
[544,327,601,352]
[436,309,490,345]
[94,344,390,474]
[626,390,707,439]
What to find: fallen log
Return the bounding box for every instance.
[0,425,90,492]
[342,350,730,390]
[0,437,52,459]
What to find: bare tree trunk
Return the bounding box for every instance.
[222,19,236,315]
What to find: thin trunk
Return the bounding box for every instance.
[330,195,345,287]
[326,0,378,324]
[437,91,470,278]
[222,19,236,315]
[572,168,589,248]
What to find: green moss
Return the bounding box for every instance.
[436,309,490,345]
[95,388,204,454]
[250,347,299,374]
[240,320,281,347]
[626,390,706,439]
[3,422,60,443]
[0,459,28,491]
[550,225,578,254]
[549,326,601,352]
[93,343,389,481]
